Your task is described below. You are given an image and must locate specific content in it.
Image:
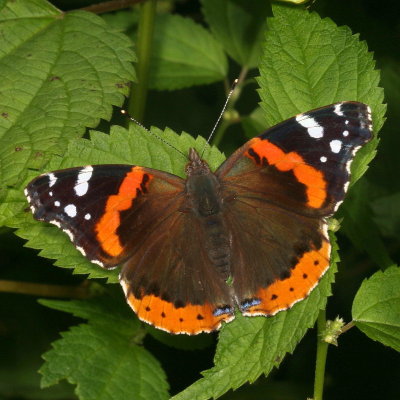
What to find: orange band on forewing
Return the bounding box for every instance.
[243,239,331,316]
[247,138,327,208]
[96,167,151,257]
[126,293,234,335]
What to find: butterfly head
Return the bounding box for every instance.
[185,148,211,176]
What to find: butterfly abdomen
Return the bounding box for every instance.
[203,215,231,279]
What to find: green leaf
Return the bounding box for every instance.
[352,266,400,352]
[258,3,385,184]
[173,236,339,400]
[14,124,224,280]
[149,14,228,90]
[201,0,270,68]
[241,107,267,138]
[39,296,169,400]
[0,0,135,215]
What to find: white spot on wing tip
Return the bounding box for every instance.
[320,156,327,163]
[330,140,342,153]
[64,204,77,218]
[84,213,91,220]
[334,103,344,116]
[47,173,57,187]
[74,166,94,197]
[343,130,349,137]
[295,114,324,138]
[54,201,61,207]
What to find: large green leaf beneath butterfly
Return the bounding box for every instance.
[0,0,135,224]
[39,296,169,400]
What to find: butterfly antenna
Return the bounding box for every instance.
[121,110,187,159]
[201,79,239,156]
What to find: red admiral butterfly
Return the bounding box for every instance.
[25,101,372,334]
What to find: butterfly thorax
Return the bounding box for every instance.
[185,148,221,217]
[184,148,231,279]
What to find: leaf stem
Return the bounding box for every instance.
[78,0,145,14]
[128,0,157,122]
[340,320,355,334]
[314,309,329,400]
[0,279,91,299]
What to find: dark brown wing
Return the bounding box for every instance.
[26,164,234,334]
[120,206,234,335]
[215,102,371,315]
[25,165,186,268]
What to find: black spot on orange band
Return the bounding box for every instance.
[246,138,327,208]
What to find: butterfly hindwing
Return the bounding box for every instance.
[120,206,235,334]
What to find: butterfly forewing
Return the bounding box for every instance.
[25,165,185,268]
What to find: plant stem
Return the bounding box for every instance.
[314,309,329,400]
[0,279,90,299]
[128,0,157,122]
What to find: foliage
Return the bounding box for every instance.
[0,0,398,400]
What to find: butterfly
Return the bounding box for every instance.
[25,101,372,334]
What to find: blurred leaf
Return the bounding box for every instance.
[40,296,169,400]
[149,14,228,90]
[101,8,139,32]
[371,192,400,237]
[0,0,135,222]
[201,0,270,68]
[352,266,400,352]
[340,180,393,269]
[258,3,386,184]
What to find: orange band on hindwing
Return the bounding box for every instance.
[95,167,152,257]
[247,138,327,208]
[124,292,234,335]
[242,239,331,316]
